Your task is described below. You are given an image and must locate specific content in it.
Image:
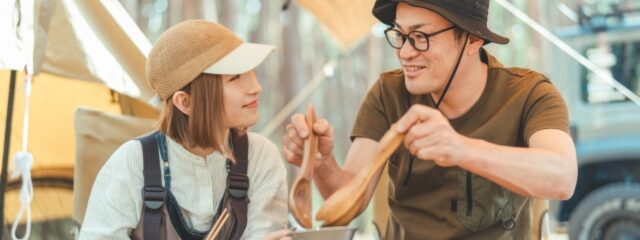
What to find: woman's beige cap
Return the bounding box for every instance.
[146,20,276,100]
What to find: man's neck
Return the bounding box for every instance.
[431,59,488,119]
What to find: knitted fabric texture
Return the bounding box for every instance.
[146,20,243,99]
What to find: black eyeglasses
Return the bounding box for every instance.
[384,26,456,52]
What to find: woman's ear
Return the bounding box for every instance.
[172,91,192,115]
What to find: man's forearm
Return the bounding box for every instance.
[459,137,577,200]
[313,153,353,199]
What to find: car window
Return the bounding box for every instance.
[582,41,640,104]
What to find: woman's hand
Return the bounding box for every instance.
[263,229,293,240]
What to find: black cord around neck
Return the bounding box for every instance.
[403,33,470,186]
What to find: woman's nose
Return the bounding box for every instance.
[246,71,261,95]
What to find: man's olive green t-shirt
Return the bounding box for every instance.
[351,50,569,240]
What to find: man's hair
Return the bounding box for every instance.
[453,27,466,41]
[157,73,230,156]
[453,26,487,45]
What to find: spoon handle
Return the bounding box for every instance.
[361,124,404,184]
[300,104,318,178]
[287,104,318,229]
[316,124,404,225]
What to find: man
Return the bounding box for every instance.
[282,0,577,239]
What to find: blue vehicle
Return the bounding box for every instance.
[547,1,640,239]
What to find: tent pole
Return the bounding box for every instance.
[1,70,18,237]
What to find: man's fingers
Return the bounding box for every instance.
[313,118,335,157]
[313,118,334,137]
[417,146,456,167]
[282,146,302,165]
[285,124,305,148]
[396,105,437,133]
[282,124,304,166]
[284,137,304,156]
[290,114,309,138]
[404,122,439,148]
[407,134,440,156]
[414,145,438,160]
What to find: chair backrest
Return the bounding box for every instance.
[72,107,155,227]
[531,199,551,240]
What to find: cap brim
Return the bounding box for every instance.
[203,43,276,75]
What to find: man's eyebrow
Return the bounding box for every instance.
[393,22,429,31]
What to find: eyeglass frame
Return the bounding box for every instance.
[384,25,457,52]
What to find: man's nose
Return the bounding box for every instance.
[398,39,419,59]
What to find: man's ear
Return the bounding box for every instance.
[172,91,192,115]
[466,34,485,55]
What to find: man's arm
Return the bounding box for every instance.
[459,129,577,199]
[397,104,578,200]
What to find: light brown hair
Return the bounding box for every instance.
[157,74,231,156]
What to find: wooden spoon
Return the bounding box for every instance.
[289,104,318,229]
[316,124,404,226]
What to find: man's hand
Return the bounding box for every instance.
[282,113,335,167]
[396,104,469,167]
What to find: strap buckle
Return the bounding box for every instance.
[228,173,249,198]
[501,216,516,230]
[142,186,165,210]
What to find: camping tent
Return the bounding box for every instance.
[1,0,158,238]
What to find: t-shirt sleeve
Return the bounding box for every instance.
[523,81,570,145]
[351,79,391,142]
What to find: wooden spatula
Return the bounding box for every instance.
[289,104,318,229]
[315,124,404,226]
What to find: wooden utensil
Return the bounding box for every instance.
[211,213,229,239]
[206,208,229,240]
[315,124,404,226]
[289,104,319,229]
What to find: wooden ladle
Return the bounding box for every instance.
[289,104,318,229]
[315,124,404,226]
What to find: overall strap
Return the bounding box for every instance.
[138,132,164,240]
[227,129,249,238]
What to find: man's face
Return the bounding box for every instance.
[394,3,463,95]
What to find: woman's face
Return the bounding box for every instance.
[221,70,262,128]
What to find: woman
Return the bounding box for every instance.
[80,20,287,239]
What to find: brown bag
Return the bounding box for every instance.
[131,130,249,240]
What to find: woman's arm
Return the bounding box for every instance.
[242,134,288,239]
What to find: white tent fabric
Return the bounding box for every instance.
[0,0,154,102]
[0,0,155,238]
[0,0,35,73]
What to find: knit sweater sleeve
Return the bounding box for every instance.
[241,133,288,239]
[78,140,144,239]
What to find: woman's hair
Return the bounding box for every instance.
[157,73,231,156]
